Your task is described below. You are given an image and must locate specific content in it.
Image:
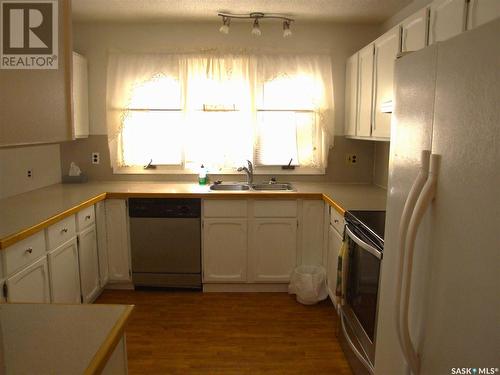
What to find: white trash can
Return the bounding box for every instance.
[288,265,328,305]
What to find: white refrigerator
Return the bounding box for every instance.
[374,19,500,375]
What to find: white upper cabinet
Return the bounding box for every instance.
[72,52,90,139]
[357,44,375,137]
[372,26,401,139]
[249,219,297,282]
[467,0,500,30]
[47,239,81,304]
[429,0,467,44]
[345,53,359,137]
[105,200,132,283]
[6,257,50,303]
[203,219,247,282]
[401,8,429,52]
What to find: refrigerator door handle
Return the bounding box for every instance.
[400,153,440,375]
[394,150,431,373]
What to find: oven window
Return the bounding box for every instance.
[346,238,381,342]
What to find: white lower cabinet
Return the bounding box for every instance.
[203,219,247,282]
[95,201,109,287]
[48,239,81,304]
[78,226,100,303]
[6,257,50,303]
[105,199,132,283]
[249,219,297,282]
[327,224,343,309]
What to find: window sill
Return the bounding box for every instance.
[113,166,325,175]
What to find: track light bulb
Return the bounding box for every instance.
[251,18,262,36]
[219,16,230,34]
[283,20,292,38]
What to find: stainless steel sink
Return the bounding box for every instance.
[209,183,250,191]
[251,183,294,191]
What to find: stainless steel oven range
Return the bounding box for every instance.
[340,210,385,375]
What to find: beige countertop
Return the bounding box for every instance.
[0,181,387,249]
[0,303,133,375]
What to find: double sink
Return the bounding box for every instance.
[210,182,294,191]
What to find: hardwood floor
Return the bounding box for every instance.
[96,290,353,375]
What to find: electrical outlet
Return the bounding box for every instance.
[27,169,33,178]
[92,152,100,165]
[345,154,358,165]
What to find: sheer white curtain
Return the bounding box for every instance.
[106,52,335,171]
[106,53,180,169]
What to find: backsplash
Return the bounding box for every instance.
[0,144,61,199]
[373,142,390,189]
[60,135,376,184]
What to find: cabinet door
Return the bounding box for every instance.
[345,53,359,137]
[372,26,400,139]
[78,226,100,303]
[203,219,247,282]
[48,238,81,304]
[6,257,50,303]
[429,0,467,44]
[72,52,89,139]
[467,0,500,30]
[95,201,109,287]
[105,200,131,282]
[327,225,343,309]
[401,8,429,53]
[300,200,324,266]
[357,44,375,137]
[249,219,297,282]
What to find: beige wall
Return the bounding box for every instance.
[373,142,390,189]
[0,144,61,199]
[60,135,376,183]
[64,20,385,183]
[73,20,380,136]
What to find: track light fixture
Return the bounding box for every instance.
[219,16,230,34]
[217,12,294,37]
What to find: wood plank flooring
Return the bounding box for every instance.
[96,290,353,375]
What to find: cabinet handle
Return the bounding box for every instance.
[85,215,91,220]
[61,228,68,233]
[25,247,33,254]
[334,219,339,224]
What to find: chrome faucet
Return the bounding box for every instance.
[237,160,254,185]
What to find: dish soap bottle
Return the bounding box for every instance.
[198,164,207,185]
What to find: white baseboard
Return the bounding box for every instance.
[203,283,289,293]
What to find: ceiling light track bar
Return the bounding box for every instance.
[218,12,294,22]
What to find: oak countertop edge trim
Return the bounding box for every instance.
[84,304,135,375]
[0,190,346,250]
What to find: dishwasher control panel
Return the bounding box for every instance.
[128,198,201,218]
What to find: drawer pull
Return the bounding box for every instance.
[61,228,68,234]
[25,247,33,254]
[85,215,91,220]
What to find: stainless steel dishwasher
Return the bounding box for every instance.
[128,198,201,289]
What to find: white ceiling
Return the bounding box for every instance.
[72,0,413,23]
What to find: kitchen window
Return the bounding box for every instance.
[106,53,334,174]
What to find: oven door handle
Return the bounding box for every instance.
[340,309,375,374]
[345,226,382,260]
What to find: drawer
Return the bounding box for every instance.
[253,200,297,218]
[46,215,76,250]
[3,231,46,276]
[329,206,345,234]
[203,200,247,218]
[77,205,95,232]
